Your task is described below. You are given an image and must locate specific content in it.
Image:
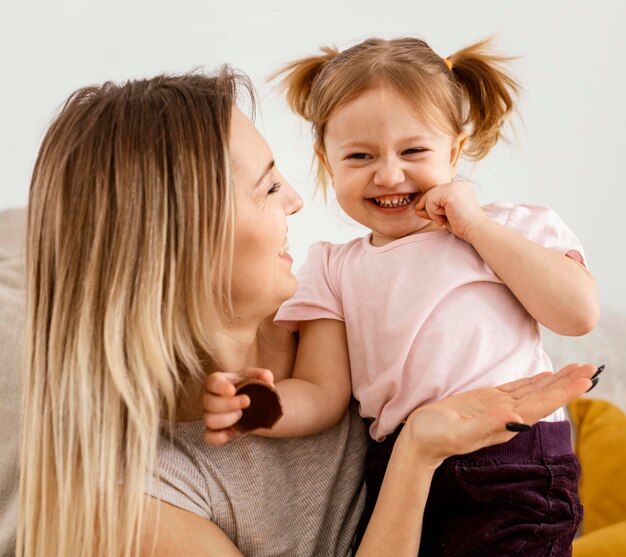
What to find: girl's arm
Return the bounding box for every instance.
[416,181,599,335]
[466,217,599,335]
[257,318,352,437]
[203,318,352,442]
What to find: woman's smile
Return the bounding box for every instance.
[279,237,293,262]
[229,107,303,317]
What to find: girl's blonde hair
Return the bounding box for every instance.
[18,68,248,557]
[273,36,519,191]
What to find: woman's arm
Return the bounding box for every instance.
[357,362,597,556]
[151,364,596,556]
[140,498,243,557]
[356,439,435,556]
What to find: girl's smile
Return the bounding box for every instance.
[370,192,419,210]
[324,88,465,246]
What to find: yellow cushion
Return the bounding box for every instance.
[569,398,626,547]
[573,522,626,557]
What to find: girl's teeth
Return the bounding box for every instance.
[374,194,412,207]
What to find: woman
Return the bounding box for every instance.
[18,67,597,557]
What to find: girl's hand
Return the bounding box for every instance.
[398,363,596,469]
[202,367,274,445]
[415,180,488,242]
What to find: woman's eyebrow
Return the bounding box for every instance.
[254,160,275,188]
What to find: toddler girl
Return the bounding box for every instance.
[205,37,599,556]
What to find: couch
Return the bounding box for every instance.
[0,208,24,556]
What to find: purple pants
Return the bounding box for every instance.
[354,421,582,556]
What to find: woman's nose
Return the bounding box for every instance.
[374,160,405,188]
[283,181,304,215]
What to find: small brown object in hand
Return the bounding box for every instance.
[233,379,283,433]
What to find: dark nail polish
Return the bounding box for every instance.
[506,422,532,432]
[586,376,599,393]
[591,365,605,380]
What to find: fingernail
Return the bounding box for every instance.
[586,376,599,393]
[591,365,605,380]
[506,422,532,432]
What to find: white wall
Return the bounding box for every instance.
[2,0,625,314]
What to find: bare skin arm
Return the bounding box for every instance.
[256,318,352,437]
[140,499,243,557]
[466,217,599,335]
[356,362,597,556]
[416,181,599,335]
[149,363,596,556]
[356,441,435,556]
[203,318,352,441]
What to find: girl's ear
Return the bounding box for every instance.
[315,146,333,175]
[450,133,467,173]
[314,146,335,186]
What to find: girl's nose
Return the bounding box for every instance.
[374,160,405,188]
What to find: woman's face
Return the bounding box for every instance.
[229,107,303,320]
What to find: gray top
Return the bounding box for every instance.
[147,401,368,557]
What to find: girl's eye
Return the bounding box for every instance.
[268,181,282,195]
[403,148,427,155]
[347,153,372,160]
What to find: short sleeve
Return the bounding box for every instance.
[485,203,587,267]
[145,426,213,520]
[274,241,344,331]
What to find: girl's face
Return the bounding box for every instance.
[229,107,303,320]
[324,88,465,246]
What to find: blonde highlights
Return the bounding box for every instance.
[19,69,248,557]
[273,36,519,191]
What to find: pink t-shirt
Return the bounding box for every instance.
[275,204,586,440]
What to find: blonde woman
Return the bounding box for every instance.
[18,67,597,557]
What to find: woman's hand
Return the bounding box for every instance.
[398,363,596,468]
[359,364,596,557]
[202,368,274,445]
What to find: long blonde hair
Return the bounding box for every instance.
[19,68,248,556]
[273,36,519,191]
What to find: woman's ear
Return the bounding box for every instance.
[450,133,467,173]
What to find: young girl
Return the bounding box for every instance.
[204,37,599,556]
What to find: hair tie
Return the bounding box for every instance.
[443,57,453,71]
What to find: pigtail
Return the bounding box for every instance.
[448,37,520,160]
[270,46,340,121]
